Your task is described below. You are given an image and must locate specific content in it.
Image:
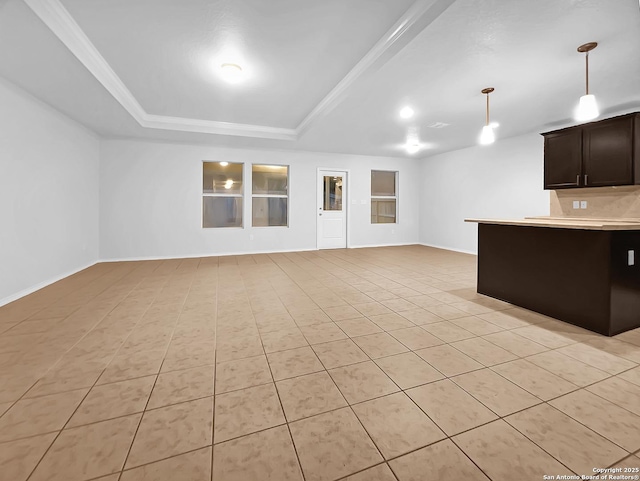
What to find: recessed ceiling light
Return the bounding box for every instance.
[405,143,420,154]
[399,106,414,119]
[219,161,229,167]
[220,63,244,84]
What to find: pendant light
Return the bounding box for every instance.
[480,87,495,145]
[575,42,599,121]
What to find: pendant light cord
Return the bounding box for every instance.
[486,92,490,126]
[585,51,590,95]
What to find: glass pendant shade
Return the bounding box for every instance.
[479,87,495,146]
[575,94,599,121]
[575,42,599,122]
[480,125,495,145]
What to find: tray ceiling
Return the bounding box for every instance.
[0,0,638,158]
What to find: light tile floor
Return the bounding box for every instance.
[0,246,639,481]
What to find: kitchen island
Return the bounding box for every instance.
[465,217,640,336]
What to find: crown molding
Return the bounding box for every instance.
[23,0,454,142]
[296,0,456,137]
[23,0,297,140]
[24,0,147,121]
[139,114,297,140]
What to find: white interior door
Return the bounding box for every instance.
[317,170,347,249]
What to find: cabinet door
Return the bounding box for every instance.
[543,130,582,189]
[583,116,634,187]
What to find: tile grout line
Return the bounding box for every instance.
[440,355,638,466]
[21,262,171,481]
[443,364,633,473]
[0,275,178,437]
[210,259,219,481]
[4,248,639,480]
[265,259,441,480]
[333,461,399,481]
[117,260,199,480]
[213,272,640,472]
[9,263,123,330]
[238,263,308,481]
[13,261,166,406]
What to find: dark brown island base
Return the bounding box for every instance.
[466,218,640,336]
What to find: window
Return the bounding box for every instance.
[202,161,243,228]
[252,164,288,227]
[371,170,397,224]
[322,176,343,211]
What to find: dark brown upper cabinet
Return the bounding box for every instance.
[544,129,583,188]
[542,112,640,190]
[583,116,634,187]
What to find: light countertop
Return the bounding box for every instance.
[464,216,640,231]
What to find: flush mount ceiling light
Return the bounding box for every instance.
[220,63,244,84]
[406,142,420,154]
[405,126,421,153]
[399,106,414,119]
[219,161,229,167]
[479,87,495,145]
[405,137,421,154]
[574,42,599,122]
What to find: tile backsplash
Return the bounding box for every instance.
[550,185,640,219]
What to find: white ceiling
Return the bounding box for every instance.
[0,0,639,158]
[60,0,418,128]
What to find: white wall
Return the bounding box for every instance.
[0,77,553,302]
[0,77,99,304]
[419,133,550,254]
[99,139,420,260]
[0,80,552,303]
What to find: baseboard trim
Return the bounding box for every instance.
[98,247,320,263]
[100,243,430,262]
[418,242,477,256]
[2,244,450,306]
[349,242,419,249]
[0,261,98,307]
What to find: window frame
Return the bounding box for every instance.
[251,164,290,228]
[370,170,398,225]
[202,160,244,229]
